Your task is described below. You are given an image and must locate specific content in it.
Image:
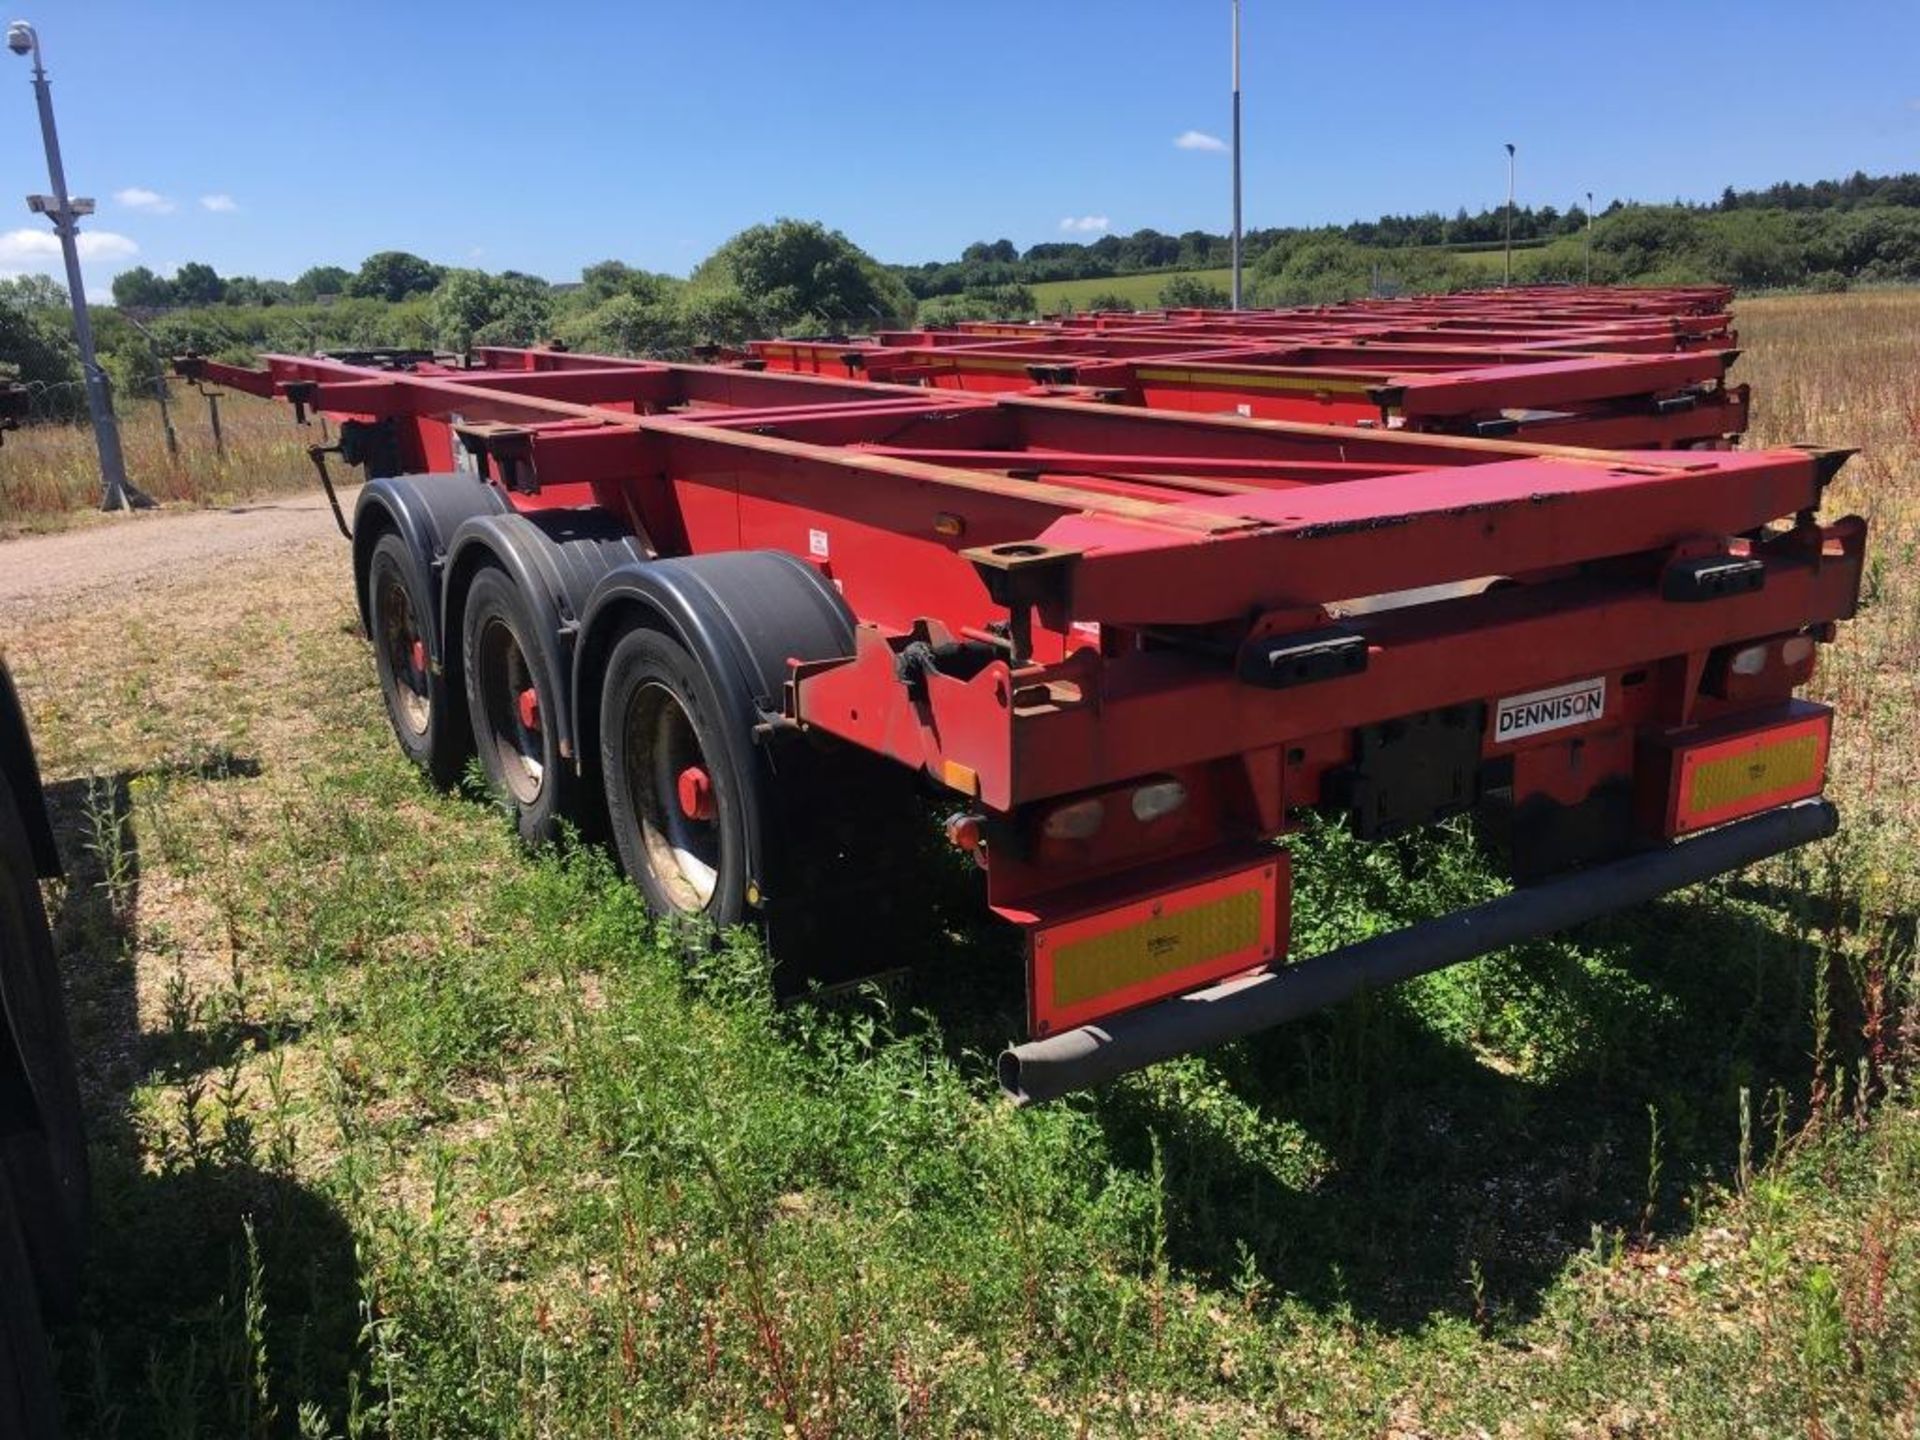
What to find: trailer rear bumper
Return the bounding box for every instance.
[998,797,1838,1105]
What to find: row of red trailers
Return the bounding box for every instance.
[746,284,1747,451]
[177,284,1864,1102]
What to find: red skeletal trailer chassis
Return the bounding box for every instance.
[748,285,1747,448]
[177,315,1865,1102]
[750,334,1746,449]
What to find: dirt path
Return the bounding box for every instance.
[0,487,361,620]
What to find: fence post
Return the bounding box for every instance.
[205,388,225,459]
[155,368,178,460]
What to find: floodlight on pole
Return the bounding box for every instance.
[1503,142,1516,287]
[1230,0,1243,310]
[1585,189,1594,285]
[7,18,144,511]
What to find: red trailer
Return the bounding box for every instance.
[748,287,1747,447]
[177,323,1864,1101]
[750,333,1746,448]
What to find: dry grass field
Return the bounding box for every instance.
[0,388,312,538]
[2,290,1917,1437]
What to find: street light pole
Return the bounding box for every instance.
[1503,142,1516,287]
[1230,0,1243,310]
[7,19,139,511]
[1584,189,1594,286]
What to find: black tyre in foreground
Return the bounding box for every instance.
[0,1162,61,1440]
[365,531,470,786]
[1,730,86,1438]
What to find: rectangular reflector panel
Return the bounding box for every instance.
[1663,705,1831,835]
[1030,855,1284,1035]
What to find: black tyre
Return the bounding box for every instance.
[364,532,468,787]
[0,766,87,1323]
[461,566,580,847]
[0,1164,61,1440]
[600,627,758,927]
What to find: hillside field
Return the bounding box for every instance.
[1026,247,1528,312]
[2,290,1917,1437]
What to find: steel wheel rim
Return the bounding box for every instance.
[377,577,431,736]
[623,680,720,912]
[475,615,545,805]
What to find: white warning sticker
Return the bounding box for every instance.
[808,527,830,559]
[1494,676,1607,743]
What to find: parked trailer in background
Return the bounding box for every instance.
[178,297,1865,1101]
[748,285,1747,447]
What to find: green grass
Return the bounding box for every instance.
[1029,268,1236,313]
[11,532,1918,1438]
[12,292,1920,1437]
[1025,244,1540,314]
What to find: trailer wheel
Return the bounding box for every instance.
[365,532,468,786]
[461,566,578,846]
[0,767,87,1323]
[600,627,754,925]
[0,1163,60,1440]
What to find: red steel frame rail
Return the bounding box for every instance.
[181,340,1864,1065]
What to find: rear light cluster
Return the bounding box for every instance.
[947,778,1194,862]
[1041,778,1189,841]
[1706,630,1820,702]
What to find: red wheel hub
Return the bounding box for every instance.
[516,686,541,732]
[409,639,427,675]
[676,765,715,822]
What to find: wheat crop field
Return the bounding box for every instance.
[1,290,1917,1437]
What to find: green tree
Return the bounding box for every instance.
[916,285,1035,325]
[558,293,689,356]
[223,277,295,308]
[347,251,445,303]
[577,260,681,306]
[1157,274,1230,308]
[677,287,762,348]
[431,269,554,350]
[170,261,226,307]
[689,219,914,335]
[0,275,80,395]
[291,264,351,302]
[111,265,174,309]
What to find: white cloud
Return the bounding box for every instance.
[1174,129,1228,153]
[114,186,176,214]
[0,227,139,268]
[199,193,238,213]
[1059,214,1111,234]
[0,227,140,294]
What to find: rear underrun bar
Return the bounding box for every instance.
[999,798,1839,1105]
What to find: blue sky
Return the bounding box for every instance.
[2,0,1917,294]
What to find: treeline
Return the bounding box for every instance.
[0,222,910,415]
[901,209,1594,299]
[900,169,1920,297]
[6,170,1920,419]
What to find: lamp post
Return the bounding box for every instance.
[1503,142,1516,287]
[1229,0,1243,310]
[1584,189,1594,286]
[7,19,141,511]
